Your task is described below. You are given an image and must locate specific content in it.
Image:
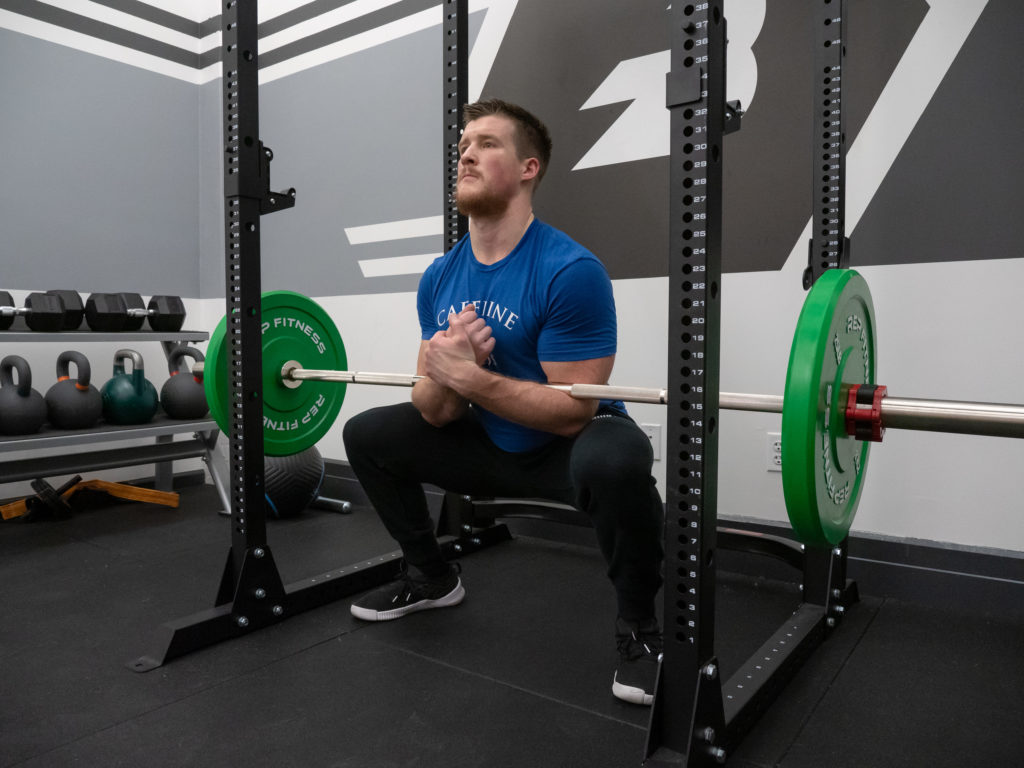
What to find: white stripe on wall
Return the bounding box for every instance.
[345,215,444,244]
[257,0,319,24]
[37,0,206,53]
[0,9,213,84]
[258,4,439,84]
[467,0,517,102]
[358,253,441,277]
[260,0,404,54]
[3,0,520,88]
[138,0,215,23]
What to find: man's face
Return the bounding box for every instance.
[455,115,528,218]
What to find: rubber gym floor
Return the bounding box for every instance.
[1,479,1021,768]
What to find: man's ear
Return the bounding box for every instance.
[522,157,540,182]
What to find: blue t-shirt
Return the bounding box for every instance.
[417,219,624,452]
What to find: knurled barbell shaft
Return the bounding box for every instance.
[289,368,422,388]
[288,367,669,403]
[194,362,1024,439]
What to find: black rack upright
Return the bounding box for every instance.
[644,2,856,764]
[217,0,284,615]
[443,0,468,248]
[645,2,727,763]
[804,0,850,288]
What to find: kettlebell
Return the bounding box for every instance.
[101,349,159,425]
[45,351,103,430]
[0,355,47,435]
[161,346,209,419]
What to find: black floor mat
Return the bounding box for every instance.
[1,484,1021,768]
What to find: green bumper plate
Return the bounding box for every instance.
[782,269,876,546]
[205,291,347,456]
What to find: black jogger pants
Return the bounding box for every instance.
[342,402,664,622]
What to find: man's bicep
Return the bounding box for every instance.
[540,355,615,387]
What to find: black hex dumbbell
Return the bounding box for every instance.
[119,293,186,332]
[45,290,85,330]
[0,290,67,332]
[85,293,186,332]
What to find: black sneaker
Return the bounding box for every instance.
[350,563,464,621]
[613,617,662,705]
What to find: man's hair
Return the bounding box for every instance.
[462,98,553,187]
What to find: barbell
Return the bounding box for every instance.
[198,273,1024,546]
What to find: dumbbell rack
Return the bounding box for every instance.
[0,329,223,505]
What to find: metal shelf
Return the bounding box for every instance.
[0,330,218,494]
[0,330,208,343]
[0,415,217,453]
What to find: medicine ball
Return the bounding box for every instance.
[264,446,325,519]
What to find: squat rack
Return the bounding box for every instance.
[132,2,857,766]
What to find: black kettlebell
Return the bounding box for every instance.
[45,351,103,430]
[0,355,47,435]
[101,349,159,425]
[161,346,208,419]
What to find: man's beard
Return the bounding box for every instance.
[454,179,509,218]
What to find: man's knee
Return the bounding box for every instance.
[342,402,420,458]
[570,417,654,489]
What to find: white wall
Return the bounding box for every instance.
[205,249,1024,555]
[719,251,1024,552]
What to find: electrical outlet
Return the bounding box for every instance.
[641,423,662,461]
[766,432,782,472]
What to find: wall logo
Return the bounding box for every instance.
[479,0,1001,277]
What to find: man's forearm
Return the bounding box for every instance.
[411,377,469,427]
[444,361,597,437]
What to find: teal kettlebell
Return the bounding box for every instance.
[101,349,159,425]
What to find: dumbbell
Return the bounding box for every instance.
[45,290,85,330]
[85,293,186,332]
[0,291,66,332]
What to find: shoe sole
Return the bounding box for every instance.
[350,579,465,622]
[612,673,654,706]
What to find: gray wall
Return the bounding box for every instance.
[5,3,1022,291]
[0,28,199,297]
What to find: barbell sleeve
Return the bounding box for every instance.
[720,392,784,413]
[878,397,1024,439]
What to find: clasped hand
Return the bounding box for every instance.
[423,306,495,391]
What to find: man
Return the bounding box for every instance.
[343,98,664,705]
